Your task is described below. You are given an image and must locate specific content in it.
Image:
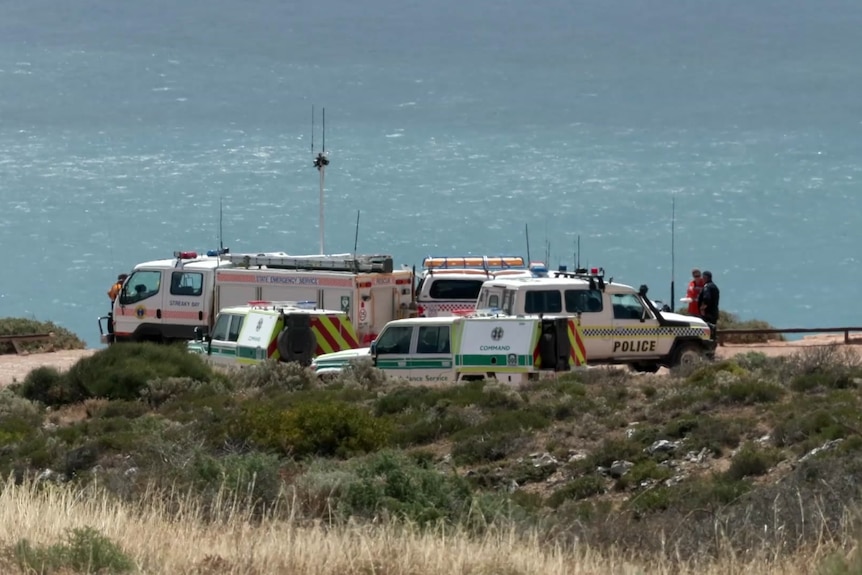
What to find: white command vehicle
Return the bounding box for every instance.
[475,267,716,371]
[99,251,414,346]
[415,255,534,318]
[311,314,587,385]
[187,301,360,367]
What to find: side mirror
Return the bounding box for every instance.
[370,341,378,366]
[193,326,207,342]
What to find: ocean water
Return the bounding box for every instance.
[1,0,861,346]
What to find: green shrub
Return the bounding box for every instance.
[0,317,86,354]
[340,450,474,525]
[11,526,135,573]
[771,390,862,449]
[14,366,87,407]
[725,443,781,481]
[65,342,214,401]
[232,360,318,391]
[89,400,149,420]
[374,380,522,417]
[717,311,785,344]
[719,378,785,405]
[242,401,390,458]
[615,460,673,491]
[547,475,606,507]
[190,452,284,514]
[339,357,388,389]
[451,433,523,465]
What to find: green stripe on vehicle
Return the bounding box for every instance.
[455,354,533,367]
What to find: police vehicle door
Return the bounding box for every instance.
[610,293,659,357]
[564,288,614,359]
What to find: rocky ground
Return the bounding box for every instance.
[1,335,859,388]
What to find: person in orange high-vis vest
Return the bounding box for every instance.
[685,269,705,315]
[108,273,128,302]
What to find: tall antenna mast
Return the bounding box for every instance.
[525,224,531,264]
[312,106,330,254]
[218,195,224,253]
[670,193,676,307]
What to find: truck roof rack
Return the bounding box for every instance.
[551,267,606,290]
[225,252,394,274]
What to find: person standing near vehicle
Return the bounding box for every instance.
[698,271,720,338]
[108,273,128,302]
[685,268,705,315]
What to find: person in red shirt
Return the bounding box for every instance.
[685,269,705,315]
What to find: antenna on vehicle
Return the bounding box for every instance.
[525,224,531,263]
[670,192,676,308]
[353,210,361,263]
[311,106,330,255]
[218,195,224,254]
[576,235,581,270]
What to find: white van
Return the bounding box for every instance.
[415,255,534,317]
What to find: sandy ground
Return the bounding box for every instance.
[0,335,859,388]
[0,349,97,388]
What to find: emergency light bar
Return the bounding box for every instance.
[173,251,198,259]
[422,256,526,271]
[226,252,394,274]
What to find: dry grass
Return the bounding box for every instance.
[0,479,848,575]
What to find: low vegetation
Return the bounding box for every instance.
[3,321,862,572]
[0,318,86,354]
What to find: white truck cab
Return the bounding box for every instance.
[476,268,715,371]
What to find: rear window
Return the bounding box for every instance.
[427,279,485,300]
[524,290,563,313]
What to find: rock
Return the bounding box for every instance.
[609,460,634,479]
[567,450,588,463]
[799,438,844,464]
[531,452,558,467]
[646,439,680,455]
[35,468,55,483]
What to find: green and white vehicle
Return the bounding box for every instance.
[310,314,586,384]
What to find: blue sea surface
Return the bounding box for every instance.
[1,0,861,346]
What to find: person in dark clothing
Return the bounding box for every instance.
[697,270,720,338]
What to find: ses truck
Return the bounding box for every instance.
[99,250,414,346]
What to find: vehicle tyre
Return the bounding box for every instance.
[673,343,704,368]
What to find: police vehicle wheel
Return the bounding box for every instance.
[673,343,704,368]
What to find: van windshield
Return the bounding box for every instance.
[119,270,161,305]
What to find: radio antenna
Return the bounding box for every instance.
[670,193,676,307]
[353,210,361,259]
[312,106,330,254]
[577,235,581,269]
[218,195,224,253]
[525,224,531,264]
